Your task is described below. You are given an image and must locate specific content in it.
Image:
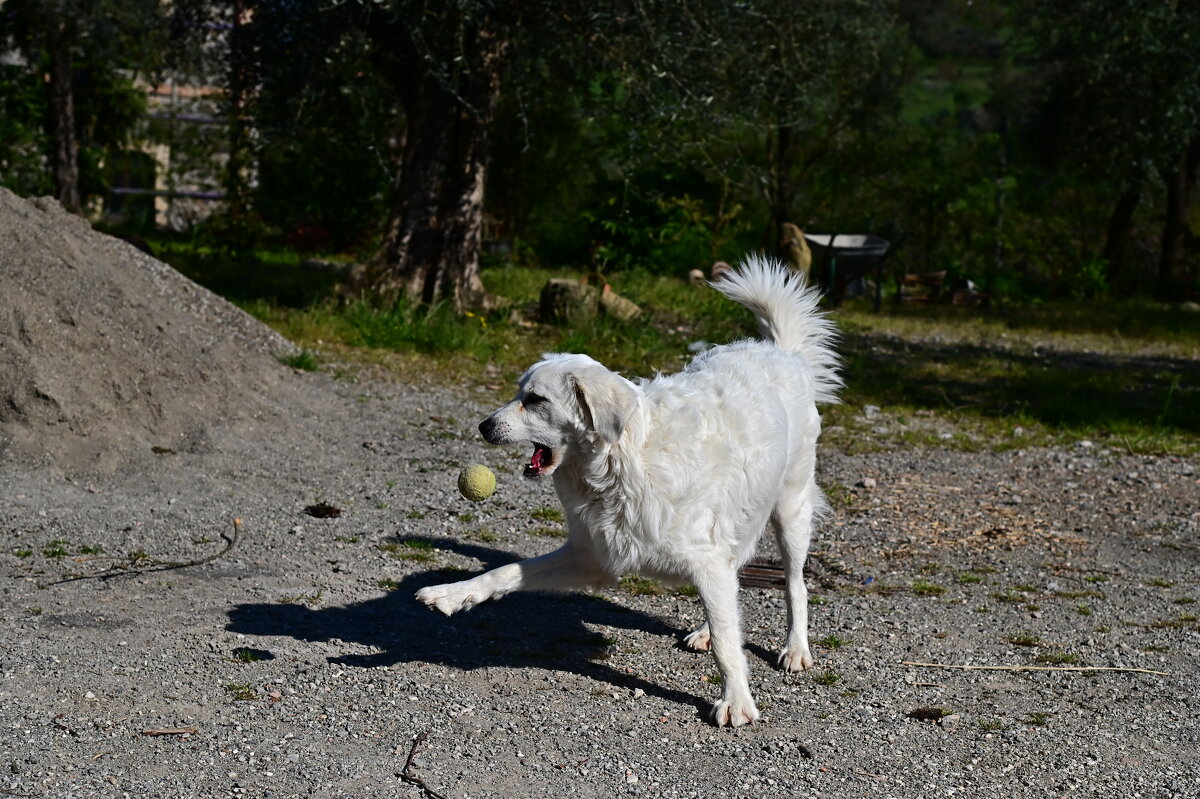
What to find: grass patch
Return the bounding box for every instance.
[148,243,1200,455]
[992,587,1032,604]
[1033,651,1079,665]
[1003,631,1041,647]
[280,349,320,371]
[531,506,565,523]
[231,647,272,663]
[816,635,851,650]
[620,575,665,596]
[529,526,567,539]
[42,540,69,559]
[911,580,946,597]
[378,538,437,562]
[812,671,841,686]
[226,682,257,702]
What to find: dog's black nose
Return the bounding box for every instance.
[479,417,497,442]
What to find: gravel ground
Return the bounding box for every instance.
[2,370,1198,799]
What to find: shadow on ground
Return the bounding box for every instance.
[227,537,712,718]
[841,331,1199,435]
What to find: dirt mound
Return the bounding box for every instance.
[0,188,299,475]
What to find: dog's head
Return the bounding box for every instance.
[479,353,638,479]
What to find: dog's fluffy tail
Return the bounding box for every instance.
[712,254,841,404]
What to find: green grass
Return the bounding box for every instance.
[226,682,257,701]
[378,539,438,562]
[231,647,270,663]
[911,580,946,597]
[531,506,565,523]
[1003,631,1041,647]
[812,671,842,686]
[148,243,1199,455]
[620,575,665,596]
[815,635,851,650]
[42,540,69,559]
[280,349,320,371]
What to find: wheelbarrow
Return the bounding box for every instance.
[803,233,893,310]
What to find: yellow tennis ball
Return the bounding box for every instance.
[457,464,496,502]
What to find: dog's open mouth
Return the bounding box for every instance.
[525,444,554,478]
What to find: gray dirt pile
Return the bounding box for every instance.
[0,188,297,475]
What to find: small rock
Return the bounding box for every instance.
[857,477,877,490]
[632,688,645,699]
[939,714,962,729]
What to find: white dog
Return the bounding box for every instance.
[416,255,840,727]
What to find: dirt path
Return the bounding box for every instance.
[2,371,1196,799]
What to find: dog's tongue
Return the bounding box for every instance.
[530,447,545,469]
[525,445,549,476]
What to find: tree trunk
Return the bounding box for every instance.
[1102,187,1139,292]
[226,0,254,218]
[766,122,793,255]
[49,19,80,213]
[1157,136,1200,298]
[351,21,508,312]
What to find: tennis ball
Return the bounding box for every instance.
[457,464,496,502]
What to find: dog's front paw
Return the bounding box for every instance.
[682,625,711,652]
[415,583,479,616]
[777,646,814,672]
[711,695,760,728]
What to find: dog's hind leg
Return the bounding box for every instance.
[416,544,606,616]
[773,477,820,672]
[695,566,759,727]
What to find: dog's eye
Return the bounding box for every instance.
[523,394,546,408]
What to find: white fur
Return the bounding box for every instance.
[416,255,840,727]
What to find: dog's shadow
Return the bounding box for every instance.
[226,537,710,718]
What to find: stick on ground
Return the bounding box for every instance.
[400,731,449,799]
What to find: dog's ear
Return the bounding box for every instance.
[570,369,637,444]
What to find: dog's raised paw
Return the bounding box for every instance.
[682,626,712,652]
[777,647,814,672]
[415,584,477,616]
[711,697,760,728]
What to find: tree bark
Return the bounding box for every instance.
[1102,187,1140,293]
[768,122,793,254]
[49,18,80,213]
[350,16,508,311]
[1157,136,1200,298]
